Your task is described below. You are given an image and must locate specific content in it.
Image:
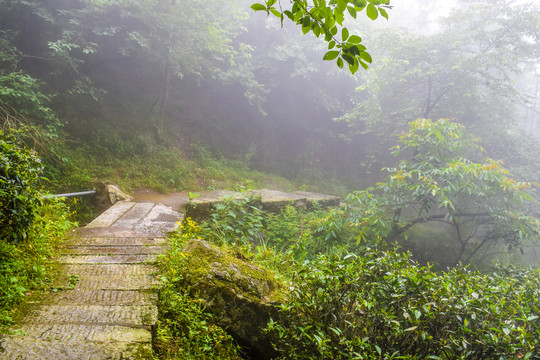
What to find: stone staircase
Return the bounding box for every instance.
[0,201,182,360]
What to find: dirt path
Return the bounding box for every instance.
[0,201,182,360]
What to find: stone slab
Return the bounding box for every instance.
[113,203,156,228]
[72,227,164,238]
[185,189,340,221]
[29,290,157,306]
[62,245,166,255]
[4,323,152,342]
[65,237,168,246]
[86,201,135,228]
[0,336,153,360]
[53,264,159,290]
[57,254,157,264]
[134,203,181,236]
[19,305,158,328]
[293,191,341,207]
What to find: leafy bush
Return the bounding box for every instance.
[330,119,540,267]
[0,197,75,327]
[0,129,44,243]
[266,247,540,359]
[265,205,351,260]
[156,218,241,359]
[202,194,265,246]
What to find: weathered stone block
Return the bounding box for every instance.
[180,239,283,359]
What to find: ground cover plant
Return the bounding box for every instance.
[0,130,75,327]
[156,218,242,360]
[266,249,540,359]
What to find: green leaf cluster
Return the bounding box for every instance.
[202,194,266,247]
[336,119,540,267]
[267,248,540,359]
[0,129,44,243]
[251,0,391,73]
[0,197,75,328]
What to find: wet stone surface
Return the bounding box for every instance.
[0,201,181,359]
[185,188,340,221]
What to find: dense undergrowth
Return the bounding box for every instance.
[157,196,540,360]
[0,129,76,329]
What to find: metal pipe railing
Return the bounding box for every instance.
[44,190,97,199]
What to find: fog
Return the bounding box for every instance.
[0,0,538,262]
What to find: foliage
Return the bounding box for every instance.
[0,129,44,243]
[251,0,392,73]
[331,119,540,267]
[202,194,265,247]
[156,218,241,359]
[0,197,75,328]
[337,0,540,173]
[265,204,353,259]
[266,248,540,359]
[0,72,59,128]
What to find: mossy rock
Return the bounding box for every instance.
[180,239,283,359]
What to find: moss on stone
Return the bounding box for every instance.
[179,239,285,359]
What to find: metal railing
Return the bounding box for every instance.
[43,190,97,199]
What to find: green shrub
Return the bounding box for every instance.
[202,194,265,246]
[0,129,44,243]
[0,197,75,327]
[267,248,540,359]
[265,205,348,260]
[156,218,241,359]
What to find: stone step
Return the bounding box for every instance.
[86,201,136,228]
[61,245,166,255]
[65,236,168,246]
[56,254,157,264]
[133,203,181,236]
[113,203,155,228]
[9,323,151,342]
[72,227,165,238]
[27,290,157,306]
[0,336,153,360]
[18,305,158,328]
[53,264,159,290]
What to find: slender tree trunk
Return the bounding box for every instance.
[154,60,170,141]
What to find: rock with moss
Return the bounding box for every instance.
[181,239,283,359]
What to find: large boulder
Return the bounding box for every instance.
[180,239,283,359]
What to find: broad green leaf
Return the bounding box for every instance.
[348,35,362,43]
[250,3,267,11]
[335,9,345,25]
[379,7,389,19]
[323,50,340,60]
[266,0,277,6]
[349,57,359,74]
[347,6,357,19]
[328,40,336,49]
[359,60,369,69]
[342,54,355,65]
[366,3,379,20]
[348,45,360,55]
[342,27,349,41]
[359,51,373,63]
[353,0,368,8]
[270,8,281,18]
[337,0,348,12]
[283,10,294,20]
[337,57,344,68]
[313,24,321,37]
